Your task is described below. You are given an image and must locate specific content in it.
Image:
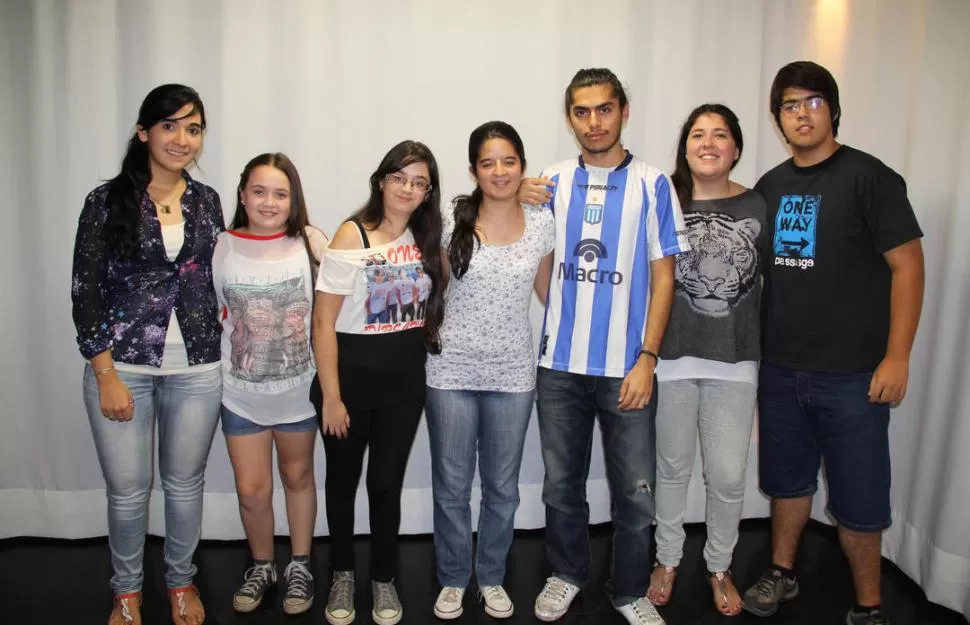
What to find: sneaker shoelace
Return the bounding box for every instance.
[239,564,275,598]
[329,573,354,608]
[374,581,401,612]
[539,578,572,603]
[754,571,783,600]
[440,587,463,604]
[482,586,509,605]
[627,597,661,623]
[284,561,312,600]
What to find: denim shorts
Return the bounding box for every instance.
[757,362,891,532]
[220,405,318,437]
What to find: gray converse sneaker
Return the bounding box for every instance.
[372,580,403,625]
[232,562,277,613]
[742,567,799,617]
[325,571,355,625]
[282,560,314,615]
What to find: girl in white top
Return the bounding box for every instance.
[212,153,327,617]
[425,122,555,621]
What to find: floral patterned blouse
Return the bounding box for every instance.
[71,173,225,366]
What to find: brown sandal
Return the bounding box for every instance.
[646,563,677,606]
[108,592,142,625]
[169,584,205,625]
[709,570,742,616]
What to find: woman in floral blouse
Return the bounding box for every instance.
[71,84,224,625]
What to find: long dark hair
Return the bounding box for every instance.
[104,84,206,257]
[671,103,744,210]
[351,140,444,353]
[231,152,319,266]
[448,121,526,279]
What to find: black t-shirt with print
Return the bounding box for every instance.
[756,145,923,373]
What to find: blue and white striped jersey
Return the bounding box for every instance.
[538,152,689,377]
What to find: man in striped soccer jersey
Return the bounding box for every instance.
[519,68,690,625]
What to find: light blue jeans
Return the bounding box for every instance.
[83,365,222,594]
[654,378,756,572]
[425,386,534,588]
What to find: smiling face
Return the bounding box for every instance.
[137,103,203,176]
[473,137,523,202]
[381,160,431,217]
[239,165,291,235]
[685,113,740,183]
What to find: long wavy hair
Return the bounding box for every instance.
[350,140,444,353]
[230,152,319,267]
[448,121,526,279]
[104,84,206,257]
[670,103,744,210]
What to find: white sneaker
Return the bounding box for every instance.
[534,576,580,622]
[433,586,464,620]
[615,596,666,625]
[480,585,514,619]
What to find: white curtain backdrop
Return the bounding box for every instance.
[1,0,968,617]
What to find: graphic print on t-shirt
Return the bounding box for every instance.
[773,194,820,269]
[226,276,311,382]
[361,243,427,333]
[675,213,761,317]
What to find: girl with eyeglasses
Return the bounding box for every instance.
[311,140,445,625]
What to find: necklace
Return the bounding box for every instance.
[149,179,185,214]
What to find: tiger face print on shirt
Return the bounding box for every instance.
[674,212,761,317]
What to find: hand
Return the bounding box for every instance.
[517,177,555,206]
[98,373,134,421]
[868,355,909,407]
[323,399,351,438]
[618,357,655,411]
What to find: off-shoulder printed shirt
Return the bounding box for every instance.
[71,173,225,366]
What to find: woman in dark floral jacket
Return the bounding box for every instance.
[71,84,224,625]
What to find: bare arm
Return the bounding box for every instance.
[533,252,554,304]
[618,255,675,410]
[869,239,925,404]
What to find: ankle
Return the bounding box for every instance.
[769,563,796,579]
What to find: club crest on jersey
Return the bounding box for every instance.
[584,203,603,225]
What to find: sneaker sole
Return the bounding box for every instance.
[741,586,799,617]
[283,597,313,615]
[433,604,463,620]
[485,603,514,619]
[325,609,355,625]
[232,597,263,613]
[372,609,403,625]
[534,607,568,622]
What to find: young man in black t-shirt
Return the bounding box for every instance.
[741,62,924,625]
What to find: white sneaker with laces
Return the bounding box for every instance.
[615,596,666,625]
[534,576,580,622]
[433,586,465,620]
[480,585,514,619]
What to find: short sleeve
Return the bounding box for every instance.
[648,173,690,261]
[306,226,330,260]
[860,167,923,254]
[316,248,359,294]
[211,232,231,310]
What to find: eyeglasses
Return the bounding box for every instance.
[384,172,431,193]
[780,95,826,115]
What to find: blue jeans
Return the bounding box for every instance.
[83,365,222,594]
[536,367,657,606]
[758,362,891,531]
[425,387,534,588]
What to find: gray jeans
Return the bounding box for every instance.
[654,378,756,572]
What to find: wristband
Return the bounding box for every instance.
[94,366,115,377]
[639,349,659,363]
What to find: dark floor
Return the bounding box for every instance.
[2,519,965,625]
